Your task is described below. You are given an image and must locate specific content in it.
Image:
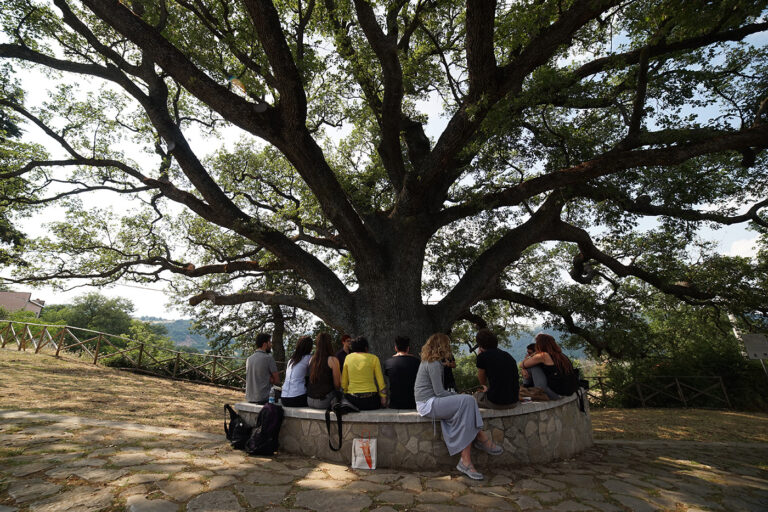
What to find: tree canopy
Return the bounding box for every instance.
[1,0,767,357]
[40,291,136,334]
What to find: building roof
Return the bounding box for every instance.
[0,291,46,314]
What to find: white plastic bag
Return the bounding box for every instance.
[351,437,377,470]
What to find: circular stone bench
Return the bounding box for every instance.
[235,394,593,470]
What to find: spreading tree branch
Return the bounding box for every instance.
[482,288,614,356]
[436,123,768,227]
[435,194,565,327]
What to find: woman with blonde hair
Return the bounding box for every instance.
[520,333,578,400]
[414,333,502,480]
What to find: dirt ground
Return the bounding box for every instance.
[2,347,767,442]
[589,407,768,443]
[0,347,242,433]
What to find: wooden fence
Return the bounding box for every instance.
[582,374,731,408]
[584,375,610,407]
[623,375,731,408]
[0,320,248,390]
[2,320,732,407]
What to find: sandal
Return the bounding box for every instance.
[473,438,503,455]
[456,460,484,480]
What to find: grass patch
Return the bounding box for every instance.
[1,347,241,433]
[590,408,768,443]
[0,447,26,458]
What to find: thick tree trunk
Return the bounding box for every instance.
[271,304,287,371]
[347,224,444,358]
[353,288,438,359]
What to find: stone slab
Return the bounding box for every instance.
[186,491,242,512]
[28,486,113,512]
[125,496,179,512]
[375,490,414,505]
[157,480,206,501]
[7,479,61,503]
[294,490,371,512]
[235,484,291,508]
[414,491,453,503]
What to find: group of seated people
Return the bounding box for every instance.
[245,328,578,480]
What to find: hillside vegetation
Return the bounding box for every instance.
[141,317,212,352]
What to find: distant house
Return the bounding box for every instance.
[0,291,46,317]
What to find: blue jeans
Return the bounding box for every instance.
[528,365,561,400]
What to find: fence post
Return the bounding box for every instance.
[674,377,687,407]
[173,352,180,378]
[93,334,102,365]
[27,325,37,352]
[55,329,64,357]
[35,327,47,354]
[211,356,218,383]
[21,323,31,351]
[718,376,732,408]
[599,376,607,405]
[635,381,646,407]
[137,343,144,368]
[16,324,24,351]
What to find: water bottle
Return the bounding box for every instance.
[268,387,276,404]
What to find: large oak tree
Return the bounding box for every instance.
[1,0,767,356]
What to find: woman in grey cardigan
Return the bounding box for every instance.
[414,333,503,480]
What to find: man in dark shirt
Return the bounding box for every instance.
[382,336,420,409]
[335,334,352,369]
[474,328,519,409]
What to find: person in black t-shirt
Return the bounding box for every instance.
[335,334,352,369]
[473,329,519,409]
[442,353,457,392]
[382,336,420,409]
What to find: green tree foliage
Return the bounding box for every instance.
[0,68,35,266]
[453,353,481,394]
[0,0,766,359]
[38,292,172,347]
[565,292,768,409]
[46,292,135,335]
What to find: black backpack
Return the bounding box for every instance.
[553,361,580,397]
[246,403,284,456]
[224,404,251,450]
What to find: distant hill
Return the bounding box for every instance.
[505,327,587,362]
[458,326,587,362]
[140,317,211,353]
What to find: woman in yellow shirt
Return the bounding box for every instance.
[341,337,387,410]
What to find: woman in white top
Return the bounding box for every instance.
[280,336,313,407]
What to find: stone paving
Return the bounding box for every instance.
[0,410,766,512]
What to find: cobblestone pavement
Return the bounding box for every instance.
[1,410,766,512]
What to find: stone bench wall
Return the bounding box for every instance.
[235,393,592,470]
